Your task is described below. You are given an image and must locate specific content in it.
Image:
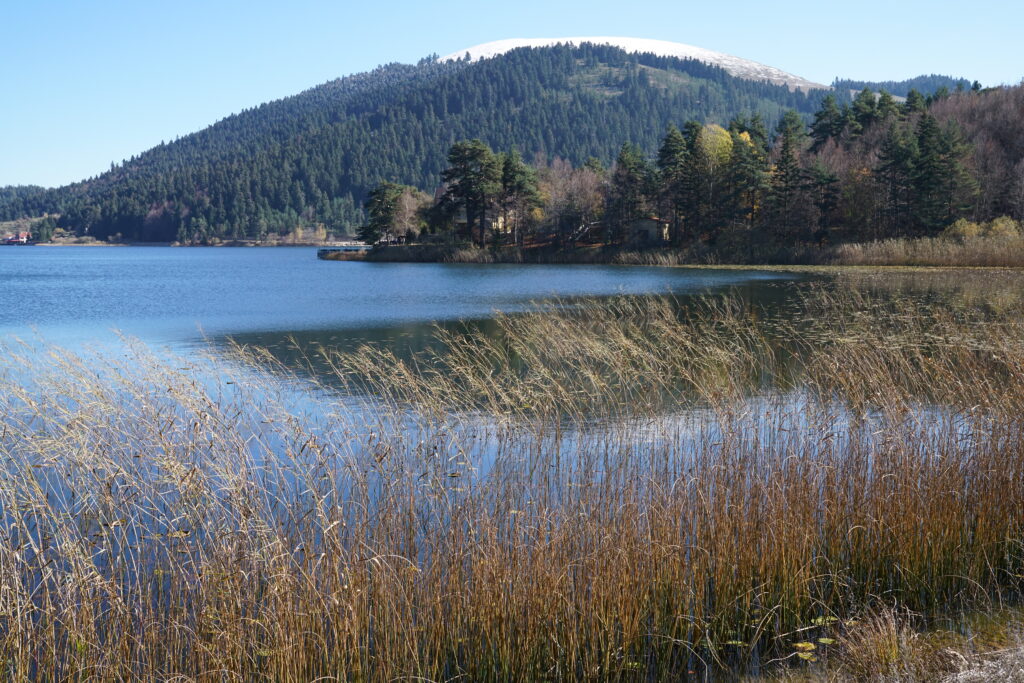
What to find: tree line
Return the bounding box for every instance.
[361,83,1023,259]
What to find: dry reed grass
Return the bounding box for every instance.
[949,643,1024,682]
[833,235,1024,267]
[613,250,692,266]
[2,285,1024,680]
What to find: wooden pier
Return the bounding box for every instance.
[317,243,371,260]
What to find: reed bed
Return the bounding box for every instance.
[833,235,1024,267]
[613,250,693,266]
[2,285,1024,680]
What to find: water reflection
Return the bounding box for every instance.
[212,279,814,395]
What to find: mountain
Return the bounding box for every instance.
[441,37,828,91]
[0,42,837,242]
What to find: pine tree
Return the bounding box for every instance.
[908,115,976,233]
[851,88,879,133]
[804,161,839,237]
[935,121,978,227]
[876,90,900,120]
[728,113,769,157]
[904,89,927,114]
[441,140,500,246]
[768,121,804,236]
[911,114,949,232]
[498,149,541,245]
[606,142,652,243]
[360,181,404,243]
[875,125,918,235]
[810,94,845,151]
[724,130,768,228]
[656,125,689,243]
[775,110,807,145]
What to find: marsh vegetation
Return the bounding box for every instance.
[2,271,1024,680]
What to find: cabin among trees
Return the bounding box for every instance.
[453,207,505,243]
[626,218,669,245]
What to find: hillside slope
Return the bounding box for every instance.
[1,43,832,242]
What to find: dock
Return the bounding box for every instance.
[317,243,372,260]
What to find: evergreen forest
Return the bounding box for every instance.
[1,44,837,242]
[362,83,1024,261]
[2,44,1014,257]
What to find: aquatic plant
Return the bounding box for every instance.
[2,283,1024,680]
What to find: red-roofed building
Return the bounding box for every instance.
[2,232,31,245]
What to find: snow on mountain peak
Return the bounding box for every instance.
[439,37,827,91]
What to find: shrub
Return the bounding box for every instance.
[985,215,1021,239]
[942,218,983,242]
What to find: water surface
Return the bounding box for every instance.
[0,246,799,353]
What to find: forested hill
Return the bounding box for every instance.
[832,75,974,98]
[0,43,833,242]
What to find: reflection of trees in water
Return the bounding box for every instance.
[215,317,505,389]
[831,268,1024,313]
[211,269,1024,419]
[213,282,803,405]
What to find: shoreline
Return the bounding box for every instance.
[17,240,1024,273]
[319,242,1024,272]
[34,240,355,248]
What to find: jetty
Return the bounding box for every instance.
[317,243,371,260]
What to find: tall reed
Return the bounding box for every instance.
[2,283,1024,680]
[833,235,1024,267]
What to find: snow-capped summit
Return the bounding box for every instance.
[439,37,828,91]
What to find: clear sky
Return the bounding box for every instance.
[2,0,1021,188]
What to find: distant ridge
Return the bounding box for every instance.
[440,37,828,91]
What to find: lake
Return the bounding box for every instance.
[0,246,800,354]
[4,247,1024,681]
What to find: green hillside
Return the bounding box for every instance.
[0,44,832,242]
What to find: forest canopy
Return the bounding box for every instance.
[362,83,1023,261]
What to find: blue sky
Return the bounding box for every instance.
[2,0,1021,188]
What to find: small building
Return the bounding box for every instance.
[2,231,31,245]
[626,217,669,245]
[453,207,505,235]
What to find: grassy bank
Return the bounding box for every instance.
[2,279,1024,680]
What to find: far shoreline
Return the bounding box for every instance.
[318,238,1024,270]
[18,239,1024,272]
[33,240,347,248]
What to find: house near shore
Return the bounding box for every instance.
[2,231,31,245]
[452,207,505,239]
[626,217,669,245]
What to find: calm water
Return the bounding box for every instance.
[0,246,799,353]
